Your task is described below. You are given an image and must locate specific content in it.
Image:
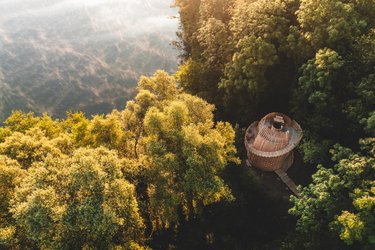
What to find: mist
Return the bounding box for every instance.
[0,0,179,121]
[0,0,178,39]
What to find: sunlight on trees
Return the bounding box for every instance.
[0,70,239,249]
[290,139,375,248]
[0,0,374,248]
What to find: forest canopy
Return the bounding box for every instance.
[175,0,375,163]
[0,71,238,249]
[173,0,375,248]
[1,0,375,249]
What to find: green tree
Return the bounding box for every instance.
[90,111,125,150]
[0,156,25,248]
[4,111,40,133]
[292,42,375,163]
[0,127,11,143]
[11,147,145,249]
[117,71,239,232]
[176,0,304,124]
[121,70,179,159]
[143,95,239,230]
[62,111,91,147]
[220,35,278,122]
[297,0,375,50]
[0,128,63,169]
[291,48,345,163]
[196,18,231,68]
[173,0,202,58]
[199,0,235,23]
[289,138,375,249]
[344,29,375,136]
[137,70,178,102]
[36,113,63,139]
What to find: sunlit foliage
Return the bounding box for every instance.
[174,0,375,162]
[290,139,375,249]
[174,0,375,248]
[0,70,238,249]
[11,148,145,249]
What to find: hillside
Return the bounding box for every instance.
[0,0,178,122]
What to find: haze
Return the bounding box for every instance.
[0,0,179,121]
[0,0,178,39]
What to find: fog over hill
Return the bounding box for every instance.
[0,0,178,122]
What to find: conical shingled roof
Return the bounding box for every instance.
[244,112,302,171]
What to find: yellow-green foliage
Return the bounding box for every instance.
[297,0,374,49]
[0,128,64,169]
[290,138,375,248]
[11,147,145,249]
[0,156,25,247]
[0,70,239,249]
[143,98,238,230]
[4,111,40,133]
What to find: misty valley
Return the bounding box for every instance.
[0,0,178,122]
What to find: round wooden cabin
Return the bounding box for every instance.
[244,113,302,172]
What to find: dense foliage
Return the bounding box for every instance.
[175,0,375,162]
[0,0,374,249]
[290,139,375,249]
[0,71,238,249]
[174,0,375,248]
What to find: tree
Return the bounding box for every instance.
[289,138,375,249]
[108,71,239,232]
[90,111,125,150]
[4,111,40,133]
[176,0,304,124]
[121,70,179,160]
[297,0,375,50]
[137,70,178,103]
[0,156,25,248]
[11,147,145,249]
[220,35,278,122]
[344,29,375,136]
[62,111,91,147]
[196,18,231,67]
[142,94,239,231]
[199,0,235,23]
[291,48,344,163]
[173,0,202,58]
[174,0,375,145]
[0,128,63,169]
[291,39,375,163]
[230,0,297,46]
[0,128,11,143]
[36,113,63,139]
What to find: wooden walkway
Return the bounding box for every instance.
[246,159,300,197]
[274,169,299,197]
